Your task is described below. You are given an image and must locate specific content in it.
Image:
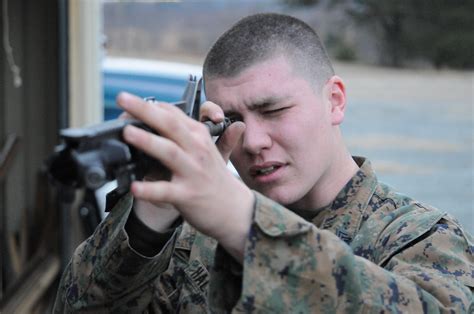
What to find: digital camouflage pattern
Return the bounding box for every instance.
[54,157,473,313]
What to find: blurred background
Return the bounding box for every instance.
[0,0,472,312]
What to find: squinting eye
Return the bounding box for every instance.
[228,116,242,123]
[264,107,287,115]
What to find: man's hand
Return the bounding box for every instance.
[117,92,254,262]
[199,100,246,162]
[118,110,181,232]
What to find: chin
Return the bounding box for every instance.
[259,188,298,207]
[244,178,303,206]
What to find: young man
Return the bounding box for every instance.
[54,13,473,313]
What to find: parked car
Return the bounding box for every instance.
[102,57,203,120]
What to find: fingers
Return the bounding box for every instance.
[215,121,245,161]
[200,101,225,123]
[131,180,177,205]
[201,100,244,161]
[200,101,245,162]
[117,92,197,149]
[123,124,193,176]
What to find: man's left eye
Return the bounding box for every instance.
[263,107,288,115]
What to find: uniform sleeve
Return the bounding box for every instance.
[53,194,182,313]
[209,192,473,313]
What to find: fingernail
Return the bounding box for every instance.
[131,182,142,195]
[214,112,224,120]
[117,92,132,109]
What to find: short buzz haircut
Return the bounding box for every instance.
[203,13,334,90]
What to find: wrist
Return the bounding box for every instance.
[216,186,255,263]
[125,209,180,257]
[133,199,180,233]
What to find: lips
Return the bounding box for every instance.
[249,162,285,177]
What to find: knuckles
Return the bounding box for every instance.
[163,140,180,161]
[199,101,224,120]
[194,121,211,136]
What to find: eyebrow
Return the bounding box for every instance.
[223,95,288,117]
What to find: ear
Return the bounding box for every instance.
[325,75,346,126]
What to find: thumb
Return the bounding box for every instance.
[215,121,245,162]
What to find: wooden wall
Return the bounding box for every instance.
[1,0,63,310]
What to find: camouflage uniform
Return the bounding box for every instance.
[54,157,473,313]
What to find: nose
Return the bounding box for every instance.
[241,118,272,155]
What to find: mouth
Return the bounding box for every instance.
[249,163,285,178]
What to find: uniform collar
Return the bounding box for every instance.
[311,156,378,244]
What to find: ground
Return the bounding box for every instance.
[335,62,473,232]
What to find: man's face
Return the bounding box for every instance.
[205,56,340,209]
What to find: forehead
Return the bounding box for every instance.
[204,56,305,110]
[206,55,294,86]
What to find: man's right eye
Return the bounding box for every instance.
[228,115,242,123]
